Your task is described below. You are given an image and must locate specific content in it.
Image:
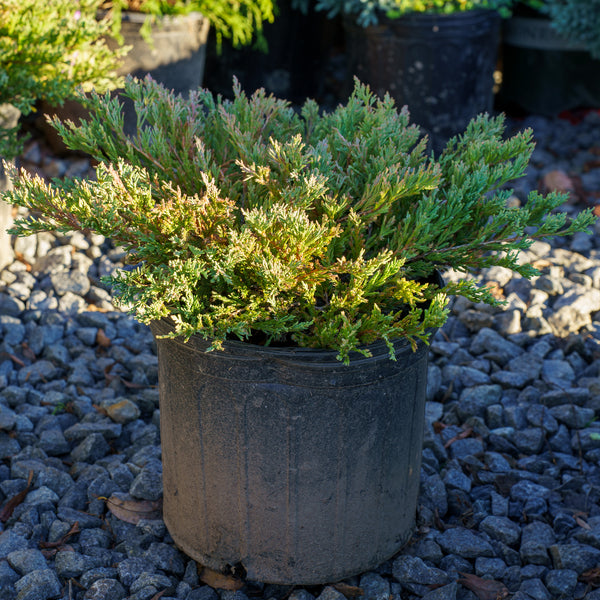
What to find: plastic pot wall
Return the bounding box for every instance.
[498,16,600,115]
[151,319,432,584]
[39,11,210,149]
[344,10,500,151]
[107,11,210,95]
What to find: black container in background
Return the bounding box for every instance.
[497,14,600,116]
[203,0,344,106]
[344,10,501,152]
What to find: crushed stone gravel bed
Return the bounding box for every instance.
[2,111,600,600]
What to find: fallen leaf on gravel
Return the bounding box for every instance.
[458,573,509,600]
[198,566,245,590]
[580,567,600,587]
[0,470,33,522]
[13,251,32,271]
[149,592,166,600]
[444,427,474,449]
[0,352,25,368]
[96,328,111,348]
[39,521,80,549]
[332,582,364,597]
[106,495,162,524]
[576,516,592,530]
[21,342,36,361]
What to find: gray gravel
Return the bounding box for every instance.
[2,111,600,599]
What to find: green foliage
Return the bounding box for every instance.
[315,0,515,26]
[0,0,123,158]
[541,0,600,59]
[5,77,596,362]
[105,0,275,49]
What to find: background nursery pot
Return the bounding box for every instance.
[498,10,600,115]
[107,11,210,94]
[152,318,433,584]
[341,9,501,151]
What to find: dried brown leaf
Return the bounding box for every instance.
[96,328,111,348]
[106,495,162,525]
[21,342,36,362]
[458,572,509,600]
[0,352,26,368]
[39,522,80,549]
[0,470,33,522]
[13,251,32,271]
[580,567,600,586]
[332,583,364,597]
[444,427,474,449]
[433,421,446,434]
[576,516,592,530]
[198,566,245,590]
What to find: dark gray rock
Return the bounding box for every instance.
[421,582,457,600]
[520,522,555,566]
[37,428,70,456]
[6,549,48,575]
[436,528,495,559]
[71,433,111,463]
[130,466,163,501]
[186,587,219,600]
[457,385,503,420]
[0,531,30,558]
[14,569,62,600]
[55,550,88,578]
[549,543,600,573]
[448,437,485,460]
[550,404,595,429]
[469,328,523,365]
[420,473,447,517]
[392,555,451,589]
[474,556,506,579]
[116,556,152,587]
[316,587,346,600]
[83,578,126,600]
[544,569,578,599]
[513,428,545,455]
[80,568,120,589]
[145,542,185,576]
[130,571,175,595]
[510,480,553,503]
[519,578,551,600]
[63,421,122,442]
[479,516,521,546]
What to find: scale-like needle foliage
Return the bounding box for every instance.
[5,76,596,362]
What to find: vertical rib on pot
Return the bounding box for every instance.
[151,319,431,584]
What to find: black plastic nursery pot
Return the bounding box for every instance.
[108,11,210,96]
[39,11,210,150]
[498,15,600,116]
[344,9,501,151]
[150,318,433,584]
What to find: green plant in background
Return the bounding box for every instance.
[103,0,275,50]
[315,0,515,26]
[542,0,600,59]
[4,77,595,362]
[0,0,123,159]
